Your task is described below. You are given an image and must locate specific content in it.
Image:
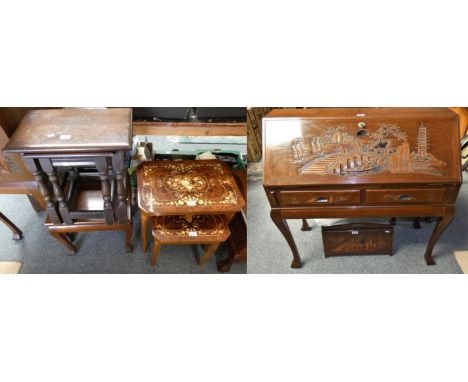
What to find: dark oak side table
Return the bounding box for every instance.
[5,108,133,254]
[137,159,246,256]
[263,108,462,268]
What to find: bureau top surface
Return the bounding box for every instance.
[263,108,462,187]
[5,108,132,153]
[137,159,245,215]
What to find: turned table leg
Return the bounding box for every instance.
[23,157,62,225]
[424,209,455,265]
[0,212,23,240]
[270,210,302,268]
[96,157,115,225]
[112,152,128,224]
[39,158,73,225]
[301,219,312,231]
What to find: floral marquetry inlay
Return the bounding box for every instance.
[153,214,228,239]
[137,160,244,214]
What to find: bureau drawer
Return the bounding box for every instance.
[365,188,446,204]
[278,190,361,206]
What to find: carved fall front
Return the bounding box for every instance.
[288,123,447,176]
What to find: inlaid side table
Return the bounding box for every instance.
[5,108,133,254]
[137,159,246,261]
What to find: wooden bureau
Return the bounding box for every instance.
[263,108,462,268]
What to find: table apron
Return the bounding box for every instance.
[272,205,451,219]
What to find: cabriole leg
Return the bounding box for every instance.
[270,210,302,268]
[424,209,455,265]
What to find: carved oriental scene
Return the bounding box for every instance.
[289,123,447,177]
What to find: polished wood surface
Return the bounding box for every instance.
[5,108,132,153]
[133,121,246,137]
[321,223,393,257]
[45,217,133,255]
[449,107,468,137]
[3,108,133,253]
[138,159,245,215]
[263,107,460,187]
[263,108,462,268]
[152,214,230,243]
[150,215,230,267]
[137,159,245,254]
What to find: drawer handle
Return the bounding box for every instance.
[398,194,412,201]
[315,197,329,203]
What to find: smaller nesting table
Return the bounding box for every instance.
[137,159,245,264]
[151,214,231,266]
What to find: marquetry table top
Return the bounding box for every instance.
[137,159,245,215]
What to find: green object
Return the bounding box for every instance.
[195,149,246,169]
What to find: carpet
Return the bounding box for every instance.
[0,196,246,274]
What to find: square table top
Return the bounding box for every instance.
[137,159,245,215]
[5,108,132,153]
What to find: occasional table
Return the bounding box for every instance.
[137,159,245,254]
[5,108,133,253]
